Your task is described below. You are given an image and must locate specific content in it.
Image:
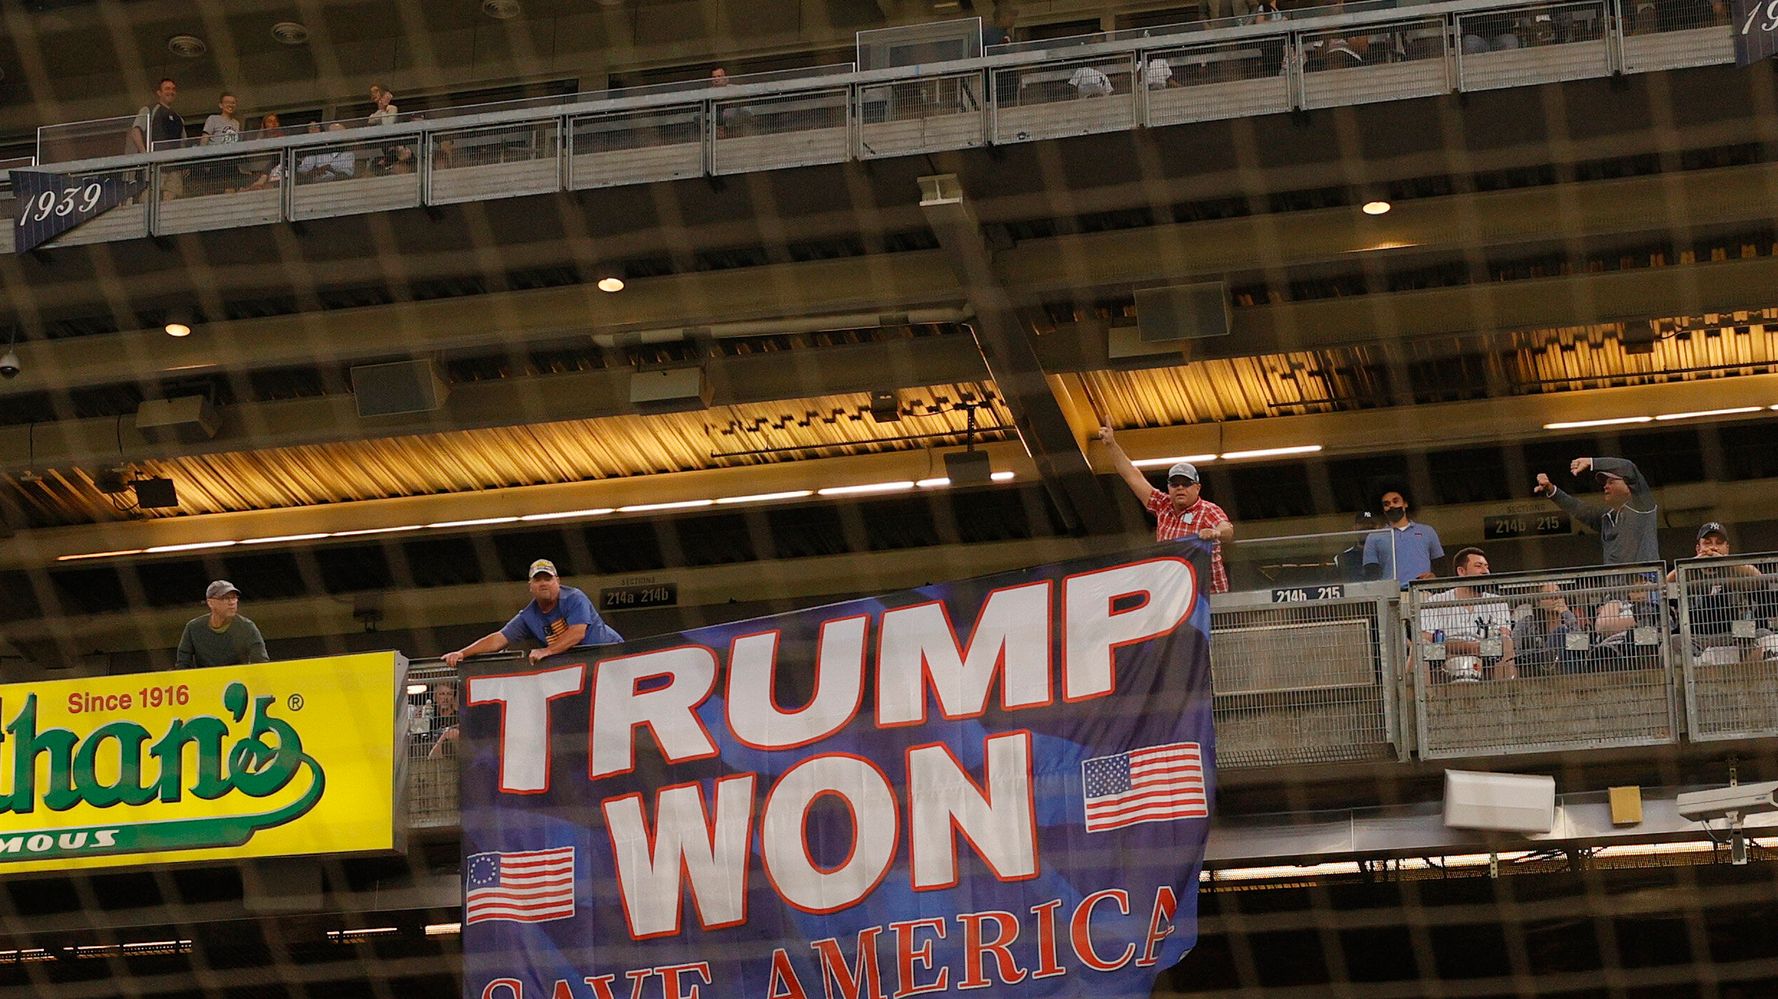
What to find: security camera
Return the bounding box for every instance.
[1674,780,1778,823]
[0,352,17,379]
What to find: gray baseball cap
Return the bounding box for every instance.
[205,580,240,599]
[1167,462,1200,484]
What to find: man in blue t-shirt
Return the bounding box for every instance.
[442,559,623,667]
[1363,485,1445,587]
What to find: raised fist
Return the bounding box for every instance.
[1534,472,1554,497]
[1569,457,1593,477]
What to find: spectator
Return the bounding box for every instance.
[200,92,243,146]
[1589,575,1664,669]
[710,67,752,138]
[1462,11,1521,52]
[1140,56,1178,90]
[1336,511,1381,583]
[1363,484,1445,587]
[1668,522,1770,663]
[1512,582,1583,676]
[296,123,355,182]
[175,580,270,669]
[419,681,460,760]
[442,558,624,667]
[244,113,285,190]
[1418,548,1516,681]
[127,78,184,154]
[982,5,1017,47]
[1534,456,1660,565]
[1097,426,1235,593]
[1068,64,1115,97]
[368,84,400,125]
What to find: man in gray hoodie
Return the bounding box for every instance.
[1534,456,1659,565]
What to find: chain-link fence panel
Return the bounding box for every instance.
[992,54,1138,143]
[1211,586,1402,768]
[568,105,707,190]
[1298,17,1452,110]
[152,151,284,235]
[856,72,987,159]
[404,659,462,831]
[1456,0,1611,90]
[1141,38,1294,126]
[1677,553,1778,740]
[1411,563,1677,759]
[427,120,562,206]
[710,88,850,175]
[288,133,424,222]
[1618,0,1735,71]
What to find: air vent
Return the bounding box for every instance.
[270,21,309,45]
[166,34,208,58]
[482,0,522,18]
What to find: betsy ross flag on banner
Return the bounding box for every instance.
[464,846,576,925]
[1081,742,1207,832]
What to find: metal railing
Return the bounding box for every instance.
[1675,552,1778,741]
[405,658,462,830]
[1409,563,1678,759]
[2,0,1733,253]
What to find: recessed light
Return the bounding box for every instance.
[597,276,625,293]
[166,34,208,58]
[1362,200,1391,215]
[270,21,310,45]
[164,323,191,337]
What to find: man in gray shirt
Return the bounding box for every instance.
[175,580,270,668]
[1534,456,1660,565]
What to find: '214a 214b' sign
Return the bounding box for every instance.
[1735,0,1778,65]
[10,169,147,253]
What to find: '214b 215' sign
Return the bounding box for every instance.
[10,169,147,253]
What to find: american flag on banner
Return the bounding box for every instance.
[1081,742,1208,833]
[464,846,576,924]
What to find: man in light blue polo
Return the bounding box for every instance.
[1364,485,1445,587]
[442,558,623,666]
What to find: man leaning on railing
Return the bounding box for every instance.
[442,558,624,667]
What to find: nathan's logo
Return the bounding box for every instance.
[0,682,325,862]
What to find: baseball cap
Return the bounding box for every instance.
[527,558,559,579]
[1696,522,1728,542]
[1166,462,1200,484]
[205,580,240,599]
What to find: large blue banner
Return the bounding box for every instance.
[461,544,1215,999]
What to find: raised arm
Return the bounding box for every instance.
[1535,471,1602,531]
[443,630,510,667]
[1096,426,1156,503]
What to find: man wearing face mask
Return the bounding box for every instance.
[1362,484,1444,587]
[1534,456,1659,566]
[1098,426,1235,593]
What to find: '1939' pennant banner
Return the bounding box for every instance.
[461,544,1216,999]
[1735,0,1778,66]
[10,169,146,253]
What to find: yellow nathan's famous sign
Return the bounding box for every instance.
[0,652,405,873]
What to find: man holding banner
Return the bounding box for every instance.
[458,544,1215,999]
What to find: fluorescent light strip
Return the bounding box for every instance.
[1132,454,1218,469]
[517,507,616,522]
[426,517,519,529]
[144,540,237,553]
[1543,416,1653,430]
[916,477,951,488]
[331,524,423,537]
[57,548,145,562]
[990,470,1015,481]
[1653,406,1764,421]
[617,499,716,513]
[239,533,330,545]
[714,490,815,505]
[424,922,462,937]
[817,480,915,497]
[1219,445,1323,460]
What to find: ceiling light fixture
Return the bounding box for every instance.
[270,21,310,45]
[239,533,330,545]
[1132,454,1218,469]
[164,322,191,338]
[1219,445,1323,460]
[1543,416,1653,430]
[517,508,617,522]
[425,517,520,529]
[56,549,146,562]
[817,481,916,496]
[990,471,1015,481]
[144,540,237,553]
[1653,407,1764,421]
[597,276,625,293]
[713,490,814,505]
[1362,200,1391,215]
[617,499,715,513]
[330,525,422,537]
[166,34,208,58]
[916,477,951,488]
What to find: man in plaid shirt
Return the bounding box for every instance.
[1098,426,1235,593]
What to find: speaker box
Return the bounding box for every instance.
[131,477,179,509]
[943,449,992,485]
[136,395,219,443]
[352,360,450,418]
[1134,281,1232,343]
[629,367,712,411]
